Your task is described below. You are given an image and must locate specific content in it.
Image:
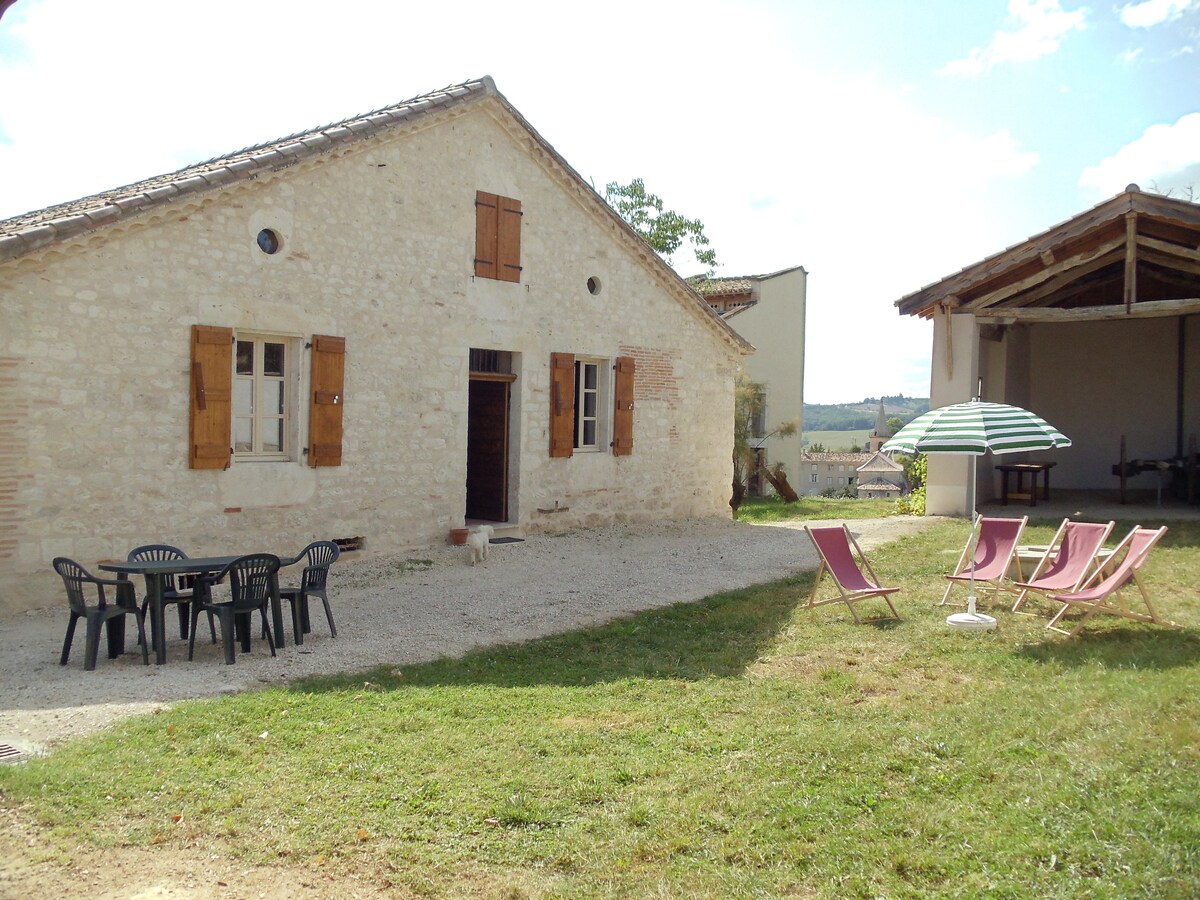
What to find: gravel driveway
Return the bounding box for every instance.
[0,516,936,753]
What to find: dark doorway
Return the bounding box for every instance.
[467,377,511,521]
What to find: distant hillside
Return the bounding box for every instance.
[803,395,929,431]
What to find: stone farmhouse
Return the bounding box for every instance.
[0,76,752,614]
[691,267,806,495]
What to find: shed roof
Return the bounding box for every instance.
[894,187,1200,322]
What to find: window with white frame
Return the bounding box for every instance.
[573,358,610,450]
[811,473,818,483]
[234,334,295,460]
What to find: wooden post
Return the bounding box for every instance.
[1124,212,1137,315]
[1119,434,1128,504]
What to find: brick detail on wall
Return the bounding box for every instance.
[618,345,679,407]
[0,358,28,561]
[619,345,682,447]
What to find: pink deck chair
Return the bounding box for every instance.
[805,524,901,624]
[1045,525,1170,638]
[941,515,1028,607]
[1011,518,1115,614]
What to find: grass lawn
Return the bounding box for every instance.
[734,495,896,523]
[3,519,1198,898]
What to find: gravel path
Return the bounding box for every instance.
[0,516,936,753]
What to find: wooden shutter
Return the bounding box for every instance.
[189,325,232,470]
[309,335,345,467]
[613,356,635,456]
[474,190,522,283]
[549,352,575,458]
[497,196,522,283]
[474,191,498,280]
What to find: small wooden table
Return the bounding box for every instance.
[996,462,1056,507]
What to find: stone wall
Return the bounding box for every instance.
[0,99,741,613]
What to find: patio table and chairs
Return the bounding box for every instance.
[98,552,294,664]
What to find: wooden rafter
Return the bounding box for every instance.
[1124,212,1138,314]
[974,297,1200,322]
[959,238,1124,312]
[897,189,1200,319]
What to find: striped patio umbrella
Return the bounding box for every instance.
[882,399,1072,629]
[882,400,1072,457]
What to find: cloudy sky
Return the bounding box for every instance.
[1,0,1197,402]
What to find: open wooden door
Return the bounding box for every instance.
[466,376,511,521]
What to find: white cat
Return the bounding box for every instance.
[466,525,494,566]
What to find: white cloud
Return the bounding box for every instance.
[940,0,1088,76]
[1078,112,1200,195]
[1118,0,1198,28]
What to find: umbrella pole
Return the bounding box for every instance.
[967,454,978,616]
[947,454,997,630]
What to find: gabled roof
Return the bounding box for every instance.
[895,187,1200,321]
[691,277,755,297]
[856,477,902,492]
[0,76,751,353]
[0,79,489,262]
[801,451,872,463]
[689,264,807,298]
[856,450,904,473]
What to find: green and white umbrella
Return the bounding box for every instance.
[882,400,1072,458]
[882,399,1072,629]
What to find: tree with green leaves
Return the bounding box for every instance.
[731,369,799,510]
[604,178,718,275]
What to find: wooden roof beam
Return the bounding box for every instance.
[959,237,1125,312]
[1125,211,1138,314]
[976,296,1200,322]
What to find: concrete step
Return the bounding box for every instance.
[466,521,525,541]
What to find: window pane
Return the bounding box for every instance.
[236,341,253,375]
[234,379,253,416]
[269,381,284,415]
[583,420,596,446]
[584,364,597,390]
[584,392,597,417]
[235,418,253,453]
[263,343,284,377]
[263,420,283,453]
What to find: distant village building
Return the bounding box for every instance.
[855,451,907,498]
[691,267,807,497]
[800,451,871,495]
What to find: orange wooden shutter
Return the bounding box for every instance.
[613,356,635,456]
[497,196,522,283]
[189,325,232,470]
[549,352,575,458]
[309,335,346,467]
[474,191,498,279]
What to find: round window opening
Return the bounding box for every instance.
[587,276,602,296]
[257,228,281,255]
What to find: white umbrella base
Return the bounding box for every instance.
[947,611,997,630]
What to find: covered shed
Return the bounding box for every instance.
[895,186,1200,515]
